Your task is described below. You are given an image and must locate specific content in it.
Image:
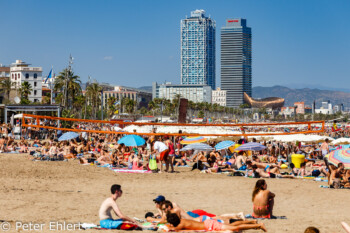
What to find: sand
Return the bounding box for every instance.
[0,153,349,233]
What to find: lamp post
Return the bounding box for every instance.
[294,106,297,122]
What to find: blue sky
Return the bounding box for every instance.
[1,0,349,89]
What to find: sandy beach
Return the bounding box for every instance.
[0,153,349,233]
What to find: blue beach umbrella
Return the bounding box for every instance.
[235,142,266,151]
[180,143,213,151]
[58,132,80,141]
[215,141,235,150]
[118,135,145,147]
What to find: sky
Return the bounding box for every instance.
[1,0,350,89]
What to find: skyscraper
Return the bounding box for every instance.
[221,18,252,108]
[181,9,216,90]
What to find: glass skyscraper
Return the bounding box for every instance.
[221,18,252,108]
[181,10,216,90]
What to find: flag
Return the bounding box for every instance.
[45,69,52,83]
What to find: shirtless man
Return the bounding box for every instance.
[166,213,266,232]
[151,196,195,223]
[328,163,344,188]
[320,139,329,158]
[252,179,275,219]
[161,201,245,224]
[98,184,140,229]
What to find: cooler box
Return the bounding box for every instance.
[291,154,305,168]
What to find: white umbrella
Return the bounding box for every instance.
[14,114,32,119]
[331,138,350,145]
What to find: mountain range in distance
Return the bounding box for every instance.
[137,85,350,108]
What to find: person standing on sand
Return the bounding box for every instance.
[152,137,169,173]
[320,139,329,158]
[252,179,275,219]
[98,184,140,230]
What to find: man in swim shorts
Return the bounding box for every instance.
[99,184,141,230]
[166,213,267,232]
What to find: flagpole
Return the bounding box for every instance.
[50,66,53,104]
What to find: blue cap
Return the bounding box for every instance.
[153,195,165,202]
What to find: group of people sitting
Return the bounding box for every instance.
[98,182,273,231]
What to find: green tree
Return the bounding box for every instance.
[198,110,204,118]
[0,78,14,101]
[86,82,102,119]
[19,81,33,104]
[107,96,117,118]
[54,68,82,108]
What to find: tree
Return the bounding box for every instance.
[107,96,117,118]
[198,110,204,118]
[86,81,102,119]
[0,78,14,101]
[239,103,250,109]
[19,81,33,104]
[54,68,82,108]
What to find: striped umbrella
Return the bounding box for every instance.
[215,141,235,150]
[326,149,350,169]
[180,143,213,151]
[180,136,207,145]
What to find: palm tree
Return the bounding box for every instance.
[54,68,82,108]
[19,81,33,103]
[86,81,102,119]
[107,96,117,118]
[0,78,14,100]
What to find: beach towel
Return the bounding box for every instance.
[245,214,287,220]
[320,185,350,189]
[111,169,152,174]
[149,154,158,171]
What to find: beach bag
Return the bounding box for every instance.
[149,154,158,171]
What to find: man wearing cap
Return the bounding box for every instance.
[152,138,169,173]
[99,184,140,230]
[152,195,195,223]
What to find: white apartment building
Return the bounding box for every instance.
[10,60,42,103]
[212,87,226,106]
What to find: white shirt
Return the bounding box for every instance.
[154,141,168,153]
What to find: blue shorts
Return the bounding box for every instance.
[100,219,123,229]
[200,215,224,223]
[238,165,247,171]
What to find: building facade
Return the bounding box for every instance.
[10,60,42,103]
[221,18,252,108]
[294,102,305,114]
[152,82,212,103]
[181,9,216,90]
[212,87,226,106]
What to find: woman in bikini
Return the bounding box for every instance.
[252,179,275,219]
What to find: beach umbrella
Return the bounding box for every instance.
[330,138,350,145]
[58,132,79,141]
[180,136,207,145]
[118,135,145,147]
[325,149,350,169]
[180,143,213,151]
[215,141,235,150]
[235,142,266,151]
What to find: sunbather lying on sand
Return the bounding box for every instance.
[166,213,267,232]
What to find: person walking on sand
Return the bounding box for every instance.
[252,179,275,219]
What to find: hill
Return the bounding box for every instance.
[253,85,350,108]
